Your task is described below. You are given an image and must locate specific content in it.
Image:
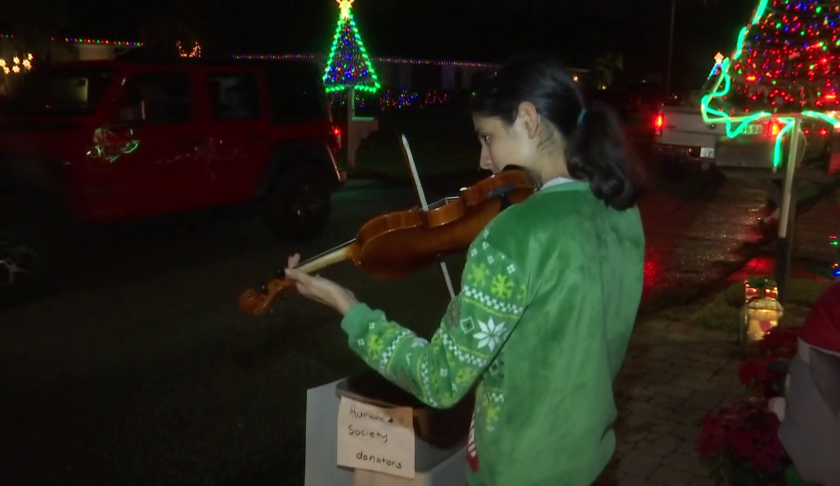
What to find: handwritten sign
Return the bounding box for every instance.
[336,396,415,479]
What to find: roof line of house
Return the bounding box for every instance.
[232,53,590,72]
[0,33,143,47]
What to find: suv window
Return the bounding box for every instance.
[266,69,327,123]
[117,72,192,124]
[208,73,260,120]
[0,67,113,116]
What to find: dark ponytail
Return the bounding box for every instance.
[567,102,644,210]
[472,52,644,211]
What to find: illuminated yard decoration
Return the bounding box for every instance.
[0,53,33,75]
[700,0,840,168]
[323,0,381,94]
[177,41,201,58]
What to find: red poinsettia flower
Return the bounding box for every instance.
[696,412,727,456]
[758,326,800,359]
[739,326,801,397]
[696,398,784,476]
[750,428,783,470]
[738,361,755,385]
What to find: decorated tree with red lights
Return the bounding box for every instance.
[705,0,840,114]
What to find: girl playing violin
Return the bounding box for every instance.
[284,52,645,485]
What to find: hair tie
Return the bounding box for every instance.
[577,108,587,126]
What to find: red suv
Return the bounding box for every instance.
[0,58,344,306]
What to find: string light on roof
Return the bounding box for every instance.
[233,54,318,61]
[54,37,143,47]
[373,56,496,68]
[230,53,498,69]
[1,34,142,46]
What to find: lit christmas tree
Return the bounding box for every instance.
[700,0,840,168]
[323,0,381,94]
[704,0,840,114]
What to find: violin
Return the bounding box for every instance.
[237,167,536,316]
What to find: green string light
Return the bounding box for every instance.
[700,0,840,169]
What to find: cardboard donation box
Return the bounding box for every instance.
[305,371,473,486]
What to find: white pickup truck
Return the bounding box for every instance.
[653,99,832,178]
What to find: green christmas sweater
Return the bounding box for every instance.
[341,181,645,485]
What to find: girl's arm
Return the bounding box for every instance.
[340,231,528,408]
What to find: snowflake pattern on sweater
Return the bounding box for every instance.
[341,228,528,441]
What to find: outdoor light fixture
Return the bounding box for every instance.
[740,277,783,350]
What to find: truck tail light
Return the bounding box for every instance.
[654,113,664,136]
[767,121,781,138]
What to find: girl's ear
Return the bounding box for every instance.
[809,348,840,416]
[516,102,540,139]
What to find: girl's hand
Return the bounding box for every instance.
[284,254,359,315]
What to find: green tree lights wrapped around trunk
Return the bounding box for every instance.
[323,0,381,94]
[700,0,840,168]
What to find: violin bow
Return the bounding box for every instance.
[400,134,456,299]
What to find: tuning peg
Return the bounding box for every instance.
[259,282,269,295]
[274,268,286,279]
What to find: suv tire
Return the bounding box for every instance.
[0,195,62,308]
[263,162,332,241]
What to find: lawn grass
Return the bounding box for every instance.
[349,126,479,181]
[691,279,831,333]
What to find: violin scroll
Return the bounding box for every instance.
[237,268,297,315]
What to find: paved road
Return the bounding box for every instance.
[0,171,775,486]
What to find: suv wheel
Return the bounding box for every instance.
[263,163,332,241]
[0,196,61,307]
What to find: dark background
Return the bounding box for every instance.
[6,0,757,92]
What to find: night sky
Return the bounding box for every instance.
[11,0,757,91]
